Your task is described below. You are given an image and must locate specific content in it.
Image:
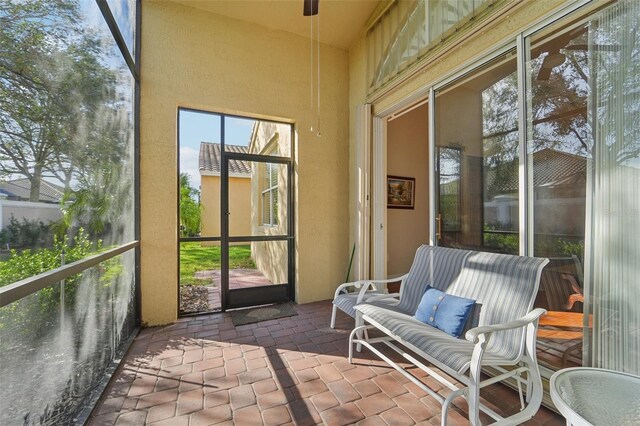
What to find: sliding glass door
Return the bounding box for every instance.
[429,0,640,377]
[525,12,592,371]
[525,1,640,374]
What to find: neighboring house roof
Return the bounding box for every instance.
[531,148,586,188]
[0,178,65,203]
[485,148,587,194]
[199,142,251,177]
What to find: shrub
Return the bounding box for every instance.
[0,229,99,287]
[0,216,52,250]
[0,230,113,352]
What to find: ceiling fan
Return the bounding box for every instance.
[536,27,621,81]
[303,0,319,16]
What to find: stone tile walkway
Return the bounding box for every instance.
[197,269,272,311]
[90,301,563,426]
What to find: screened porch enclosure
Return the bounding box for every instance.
[0,0,639,424]
[0,0,139,424]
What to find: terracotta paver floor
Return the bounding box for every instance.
[90,301,563,425]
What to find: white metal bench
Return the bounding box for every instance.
[350,245,549,425]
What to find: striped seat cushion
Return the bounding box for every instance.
[356,303,514,374]
[444,251,548,361]
[394,246,471,316]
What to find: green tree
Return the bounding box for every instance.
[0,0,122,201]
[180,173,201,237]
[1,0,133,246]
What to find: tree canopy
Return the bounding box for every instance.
[179,173,201,238]
[0,0,134,245]
[0,0,125,202]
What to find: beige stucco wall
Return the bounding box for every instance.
[200,175,251,242]
[141,1,350,325]
[249,121,290,285]
[248,121,292,157]
[386,104,429,276]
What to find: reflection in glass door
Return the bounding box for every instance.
[435,49,519,253]
[437,147,462,247]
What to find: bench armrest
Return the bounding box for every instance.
[465,308,547,343]
[333,282,358,299]
[334,278,392,298]
[355,274,408,303]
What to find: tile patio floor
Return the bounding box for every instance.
[90,301,563,426]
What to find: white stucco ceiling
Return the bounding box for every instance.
[168,0,381,50]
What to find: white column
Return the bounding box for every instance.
[372,116,387,281]
[355,104,372,281]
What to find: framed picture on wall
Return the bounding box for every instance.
[387,176,415,209]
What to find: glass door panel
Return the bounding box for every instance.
[526,15,593,372]
[178,109,222,315]
[437,146,462,247]
[225,240,290,309]
[435,49,519,253]
[223,154,293,310]
[525,2,640,374]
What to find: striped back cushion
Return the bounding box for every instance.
[397,246,471,314]
[446,252,549,359]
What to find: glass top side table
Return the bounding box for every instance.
[550,367,640,426]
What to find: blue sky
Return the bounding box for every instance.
[106,0,135,54]
[179,110,254,189]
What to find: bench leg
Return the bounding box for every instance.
[355,311,364,352]
[330,304,337,328]
[518,354,543,420]
[442,388,465,426]
[348,325,369,364]
[468,374,481,425]
[521,321,544,417]
[467,336,486,425]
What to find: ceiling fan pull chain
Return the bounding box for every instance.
[317,10,321,138]
[310,12,314,131]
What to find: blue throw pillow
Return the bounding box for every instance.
[414,286,476,338]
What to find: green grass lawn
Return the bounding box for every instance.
[179,243,255,286]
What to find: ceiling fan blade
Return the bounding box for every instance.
[537,65,552,81]
[564,44,621,52]
[303,0,318,16]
